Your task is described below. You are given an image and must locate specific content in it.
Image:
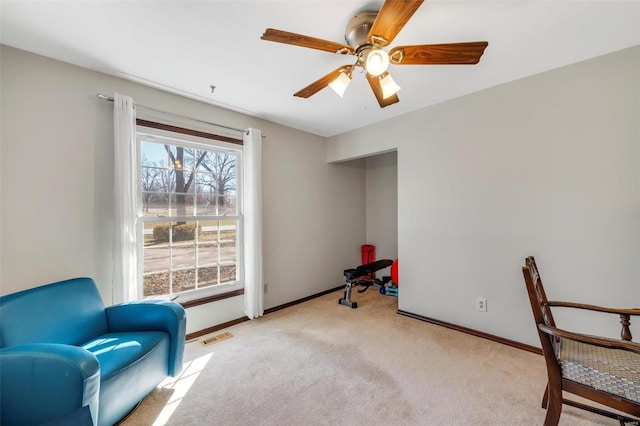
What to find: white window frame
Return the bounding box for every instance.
[136,125,244,303]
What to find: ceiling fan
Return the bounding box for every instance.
[261,0,488,108]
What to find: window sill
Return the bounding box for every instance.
[179,288,244,309]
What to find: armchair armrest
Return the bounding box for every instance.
[105,300,186,376]
[544,301,640,341]
[545,301,640,316]
[0,343,100,426]
[538,324,640,354]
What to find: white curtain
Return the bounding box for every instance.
[112,93,138,303]
[243,128,264,319]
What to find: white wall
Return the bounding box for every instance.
[0,46,366,334]
[365,151,398,263]
[327,46,640,347]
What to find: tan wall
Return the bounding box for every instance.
[328,46,640,347]
[0,45,366,334]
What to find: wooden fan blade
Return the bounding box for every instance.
[294,66,352,98]
[261,28,354,55]
[368,0,424,46]
[366,73,399,108]
[389,42,489,65]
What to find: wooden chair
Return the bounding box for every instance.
[521,256,640,425]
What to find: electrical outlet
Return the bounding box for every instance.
[264,283,268,293]
[476,297,487,312]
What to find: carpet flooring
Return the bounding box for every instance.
[122,288,619,425]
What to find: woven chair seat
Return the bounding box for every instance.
[559,339,640,403]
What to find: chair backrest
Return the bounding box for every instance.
[0,277,108,347]
[522,256,556,329]
[522,256,564,364]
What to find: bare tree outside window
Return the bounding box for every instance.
[198,152,236,213]
[141,154,164,213]
[164,146,207,223]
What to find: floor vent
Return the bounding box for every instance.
[200,331,233,346]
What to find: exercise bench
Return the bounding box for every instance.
[339,259,393,308]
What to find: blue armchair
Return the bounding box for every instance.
[0,277,186,426]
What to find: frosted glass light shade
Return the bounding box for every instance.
[380,73,400,99]
[328,71,352,97]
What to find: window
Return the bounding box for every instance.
[137,122,243,301]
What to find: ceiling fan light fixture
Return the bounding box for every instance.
[379,72,400,99]
[262,1,488,109]
[364,48,389,77]
[328,70,352,97]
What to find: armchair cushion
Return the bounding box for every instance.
[105,300,186,376]
[82,331,171,426]
[82,331,168,380]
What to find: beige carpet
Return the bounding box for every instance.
[122,289,619,425]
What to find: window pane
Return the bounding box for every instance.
[180,148,195,172]
[197,266,219,287]
[143,271,169,297]
[172,244,195,270]
[143,222,156,245]
[220,194,237,215]
[165,145,178,169]
[195,188,215,215]
[141,192,158,217]
[143,245,170,273]
[141,165,165,192]
[220,264,237,284]
[196,152,237,216]
[221,247,236,263]
[167,194,177,217]
[147,223,170,243]
[198,220,218,242]
[173,269,196,293]
[144,192,170,217]
[219,222,237,263]
[171,221,196,242]
[197,243,218,266]
[141,165,171,217]
[173,192,193,217]
[141,140,169,167]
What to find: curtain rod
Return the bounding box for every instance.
[97,94,249,135]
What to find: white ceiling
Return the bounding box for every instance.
[1,1,639,137]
